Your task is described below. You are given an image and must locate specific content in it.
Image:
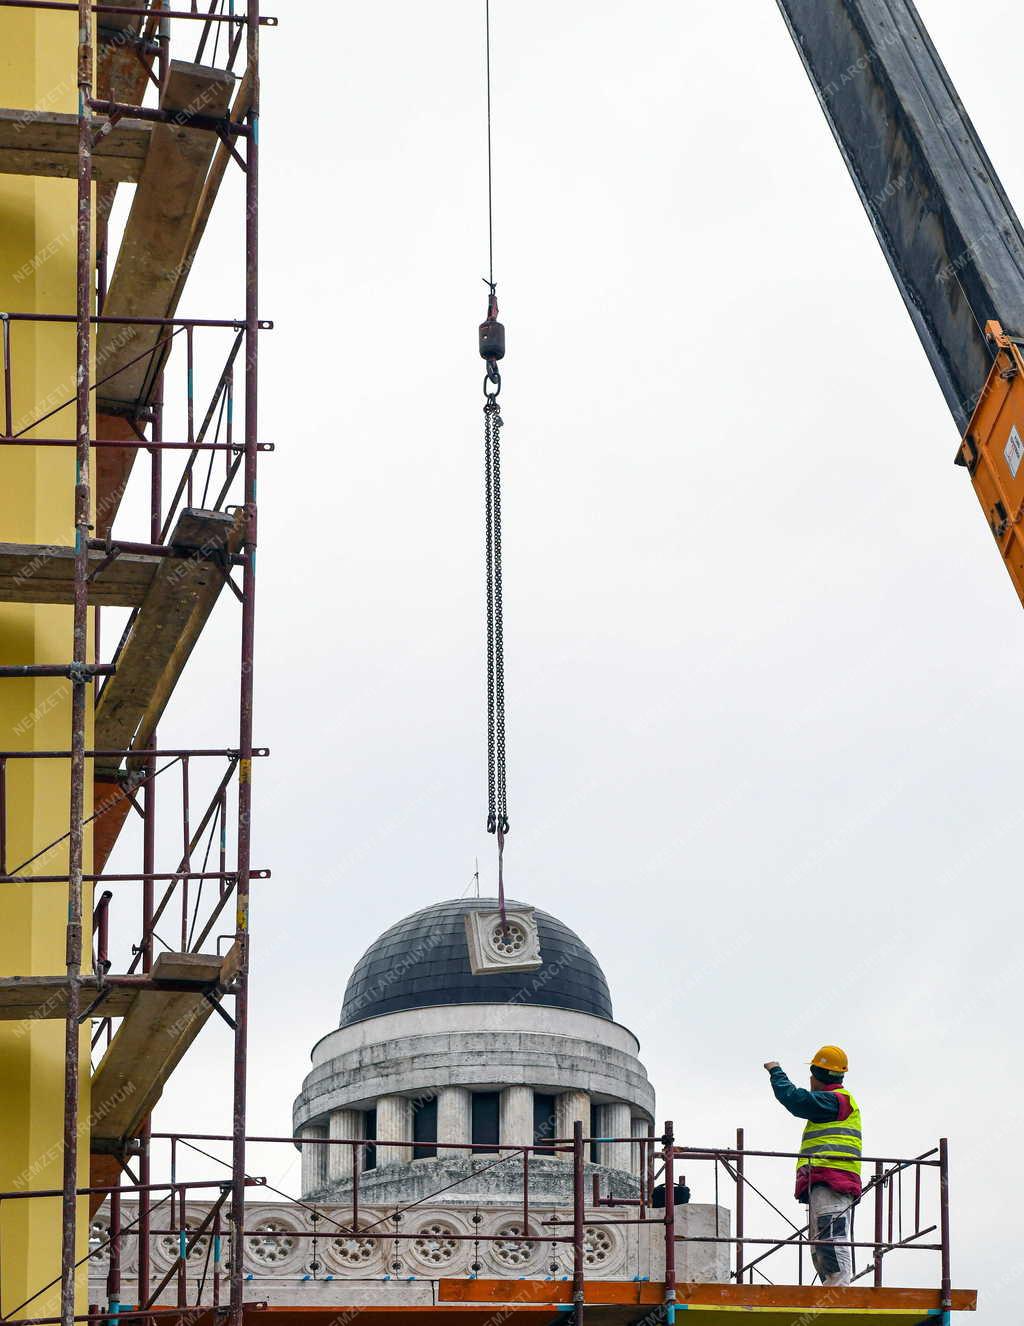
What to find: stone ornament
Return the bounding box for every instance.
[487,1220,542,1273]
[247,1217,299,1268]
[464,908,542,974]
[87,1195,720,1288]
[583,1224,620,1272]
[149,1207,215,1274]
[325,1226,382,1273]
[89,1216,110,1263]
[411,1220,460,1269]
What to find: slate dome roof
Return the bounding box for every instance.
[339,897,614,1028]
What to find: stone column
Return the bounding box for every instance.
[375,1094,414,1169]
[555,1089,590,1155]
[595,1101,632,1172]
[328,1108,364,1184]
[437,1085,472,1158]
[500,1085,534,1149]
[300,1123,327,1197]
[631,1115,652,1180]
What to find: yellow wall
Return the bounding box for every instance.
[0,6,95,1315]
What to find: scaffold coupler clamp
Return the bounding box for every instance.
[479,281,505,397]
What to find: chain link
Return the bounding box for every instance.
[484,395,509,835]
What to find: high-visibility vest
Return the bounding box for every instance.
[797,1088,862,1178]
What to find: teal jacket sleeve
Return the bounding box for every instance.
[769,1066,840,1123]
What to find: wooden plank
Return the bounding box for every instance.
[95,413,144,542]
[97,0,152,104]
[94,60,235,531]
[225,1298,979,1326]
[91,947,236,1147]
[96,61,235,414]
[0,107,152,183]
[148,950,230,983]
[167,64,254,319]
[438,1280,977,1312]
[0,542,158,606]
[94,507,242,778]
[0,974,135,1021]
[89,1152,124,1220]
[227,1312,552,1322]
[93,774,136,876]
[95,0,157,304]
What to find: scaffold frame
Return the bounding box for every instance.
[0,3,266,1324]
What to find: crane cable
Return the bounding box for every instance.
[479,0,509,921]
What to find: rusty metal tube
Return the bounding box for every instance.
[663,1121,677,1324]
[572,1119,585,1323]
[734,1126,744,1284]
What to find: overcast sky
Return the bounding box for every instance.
[101,2,1024,1314]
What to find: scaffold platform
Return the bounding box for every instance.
[0,108,152,182]
[211,1280,978,1324]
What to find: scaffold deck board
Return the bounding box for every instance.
[437,1279,978,1319]
[94,2,156,454]
[94,59,236,535]
[96,60,235,416]
[98,0,151,106]
[93,772,136,876]
[0,974,136,1022]
[91,945,240,1148]
[233,1314,558,1326]
[0,108,152,183]
[229,1286,980,1324]
[0,542,159,606]
[94,507,243,779]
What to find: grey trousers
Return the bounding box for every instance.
[808,1183,855,1286]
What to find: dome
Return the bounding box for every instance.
[339,897,614,1027]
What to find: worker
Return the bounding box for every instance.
[763,1047,861,1287]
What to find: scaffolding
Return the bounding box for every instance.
[0,5,977,1325]
[0,3,270,1325]
[4,1123,974,1324]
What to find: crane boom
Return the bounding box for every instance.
[776,1,1024,606]
[776,0,1024,430]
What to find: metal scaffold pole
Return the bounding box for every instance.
[663,1122,677,1325]
[60,0,94,1317]
[571,1119,585,1325]
[229,2,260,1321]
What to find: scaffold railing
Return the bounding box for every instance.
[0,1123,958,1324]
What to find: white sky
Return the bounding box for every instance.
[101,2,1024,1315]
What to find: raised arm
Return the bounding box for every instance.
[764,1063,840,1123]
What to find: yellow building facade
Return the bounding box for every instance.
[0,7,93,1314]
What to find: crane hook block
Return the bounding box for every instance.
[479,316,505,362]
[479,286,505,363]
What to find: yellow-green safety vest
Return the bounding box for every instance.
[797,1088,862,1178]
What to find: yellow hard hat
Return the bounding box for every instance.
[810,1045,848,1074]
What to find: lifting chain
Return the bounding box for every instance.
[483,383,508,840]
